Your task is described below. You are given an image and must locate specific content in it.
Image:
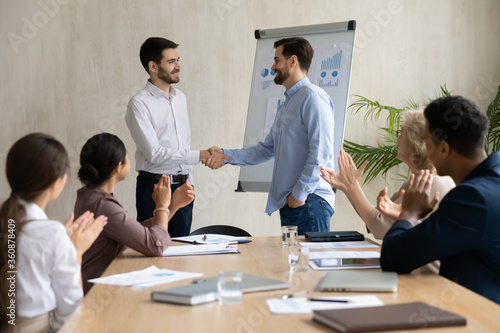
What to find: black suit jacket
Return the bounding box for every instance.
[381,152,500,305]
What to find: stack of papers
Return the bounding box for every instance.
[172,234,250,244]
[162,244,239,256]
[87,265,202,288]
[266,295,383,314]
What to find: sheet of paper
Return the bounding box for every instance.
[172,234,247,245]
[300,241,378,249]
[163,244,239,256]
[88,265,202,287]
[266,295,383,314]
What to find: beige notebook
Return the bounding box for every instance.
[313,302,467,332]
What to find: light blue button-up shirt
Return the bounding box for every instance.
[224,77,335,215]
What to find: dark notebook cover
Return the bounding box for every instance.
[305,231,364,242]
[313,302,466,332]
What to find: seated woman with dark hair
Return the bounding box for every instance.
[321,111,455,273]
[74,133,194,294]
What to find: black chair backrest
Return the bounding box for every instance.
[189,225,251,237]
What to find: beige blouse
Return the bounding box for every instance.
[74,186,171,294]
[367,175,455,274]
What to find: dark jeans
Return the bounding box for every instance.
[136,175,193,237]
[279,193,334,235]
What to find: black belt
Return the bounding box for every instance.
[138,171,188,184]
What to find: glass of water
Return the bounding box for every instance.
[281,225,298,247]
[289,246,309,272]
[217,271,243,305]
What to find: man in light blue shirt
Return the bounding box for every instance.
[209,37,335,234]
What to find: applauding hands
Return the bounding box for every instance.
[171,180,195,212]
[376,187,403,220]
[152,175,195,226]
[65,211,107,263]
[320,149,369,192]
[399,170,440,224]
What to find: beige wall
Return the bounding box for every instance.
[1,0,499,239]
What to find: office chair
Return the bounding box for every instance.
[189,225,251,237]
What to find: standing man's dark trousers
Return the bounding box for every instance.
[136,171,193,237]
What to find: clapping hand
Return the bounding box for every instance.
[65,211,107,256]
[171,180,195,211]
[153,175,172,210]
[376,187,403,220]
[320,149,369,193]
[399,170,440,223]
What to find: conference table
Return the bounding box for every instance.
[60,237,500,332]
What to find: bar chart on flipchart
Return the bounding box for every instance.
[313,46,349,91]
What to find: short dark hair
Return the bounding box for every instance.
[140,37,179,73]
[274,37,313,72]
[78,133,127,186]
[424,96,488,158]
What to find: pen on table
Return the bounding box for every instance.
[282,290,308,299]
[308,298,351,303]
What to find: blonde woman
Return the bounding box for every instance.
[321,111,455,272]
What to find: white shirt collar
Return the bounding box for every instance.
[146,80,177,99]
[18,198,48,221]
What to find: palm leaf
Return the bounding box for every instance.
[345,85,455,184]
[343,140,401,184]
[424,84,452,106]
[486,84,500,153]
[379,127,398,144]
[349,95,405,133]
[406,99,420,110]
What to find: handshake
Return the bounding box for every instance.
[200,146,231,170]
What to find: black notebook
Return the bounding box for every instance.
[305,231,364,242]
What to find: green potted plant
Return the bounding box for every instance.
[344,85,500,184]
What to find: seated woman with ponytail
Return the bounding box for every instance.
[74,133,195,294]
[0,133,106,333]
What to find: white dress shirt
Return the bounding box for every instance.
[125,81,200,183]
[17,200,82,329]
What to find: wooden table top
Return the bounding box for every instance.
[60,236,500,333]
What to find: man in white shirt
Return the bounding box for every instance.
[126,37,227,237]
